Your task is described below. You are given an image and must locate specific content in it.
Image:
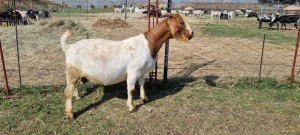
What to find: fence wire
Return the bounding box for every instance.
[1,1,300,88]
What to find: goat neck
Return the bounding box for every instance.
[144,19,172,59]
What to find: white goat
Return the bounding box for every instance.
[135,7,147,13]
[61,13,194,120]
[114,8,122,13]
[128,5,134,13]
[228,11,235,19]
[181,10,190,16]
[192,10,204,19]
[211,10,221,20]
[161,10,168,15]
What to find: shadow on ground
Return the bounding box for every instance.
[73,60,218,119]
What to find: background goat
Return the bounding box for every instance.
[61,13,194,120]
[256,13,275,29]
[269,14,300,31]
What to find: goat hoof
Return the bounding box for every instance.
[63,115,74,121]
[64,112,74,120]
[75,96,81,100]
[142,99,150,104]
[129,107,138,113]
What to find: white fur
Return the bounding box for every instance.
[211,10,221,20]
[135,7,147,13]
[114,8,122,13]
[228,11,235,19]
[16,10,32,25]
[192,10,204,19]
[62,34,155,86]
[61,14,194,119]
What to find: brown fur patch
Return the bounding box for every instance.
[66,65,104,85]
[144,14,193,58]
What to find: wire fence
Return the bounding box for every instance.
[1,1,300,89]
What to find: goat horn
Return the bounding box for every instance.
[161,13,177,18]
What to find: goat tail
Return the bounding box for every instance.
[60,29,73,51]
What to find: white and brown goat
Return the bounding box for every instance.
[61,13,194,120]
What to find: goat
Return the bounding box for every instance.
[27,9,38,21]
[211,10,221,20]
[192,10,204,19]
[61,13,194,120]
[0,11,12,26]
[134,7,147,13]
[114,8,122,13]
[128,4,134,13]
[246,11,257,18]
[181,10,190,16]
[16,10,31,25]
[256,13,275,29]
[269,14,300,31]
[228,11,235,19]
[161,10,168,15]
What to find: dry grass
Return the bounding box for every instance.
[0,12,300,134]
[0,12,299,87]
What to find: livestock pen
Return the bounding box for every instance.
[1,1,300,134]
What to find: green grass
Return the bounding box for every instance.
[1,77,300,134]
[201,21,297,45]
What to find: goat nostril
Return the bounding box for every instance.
[191,31,194,35]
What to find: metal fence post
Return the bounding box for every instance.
[14,0,22,86]
[290,26,300,86]
[0,40,10,95]
[163,0,172,81]
[259,34,266,81]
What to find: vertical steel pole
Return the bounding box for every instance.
[14,0,21,86]
[163,0,172,81]
[147,0,150,30]
[290,25,300,85]
[86,0,89,39]
[148,0,152,83]
[0,40,10,95]
[259,34,265,81]
[156,0,158,24]
[125,0,127,21]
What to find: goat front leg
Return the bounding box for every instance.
[138,76,149,103]
[126,75,138,113]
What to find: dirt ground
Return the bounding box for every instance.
[0,12,299,87]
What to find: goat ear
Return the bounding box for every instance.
[161,13,177,18]
[170,25,188,42]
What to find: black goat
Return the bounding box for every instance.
[246,12,258,18]
[256,14,275,29]
[0,10,22,26]
[269,14,300,31]
[27,9,38,20]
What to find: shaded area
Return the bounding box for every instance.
[73,60,216,119]
[203,75,219,87]
[73,77,195,119]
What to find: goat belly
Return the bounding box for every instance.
[73,59,129,85]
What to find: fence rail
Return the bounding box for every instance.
[1,1,300,88]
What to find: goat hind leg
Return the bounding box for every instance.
[72,81,81,100]
[64,68,80,120]
[138,76,149,103]
[64,82,77,120]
